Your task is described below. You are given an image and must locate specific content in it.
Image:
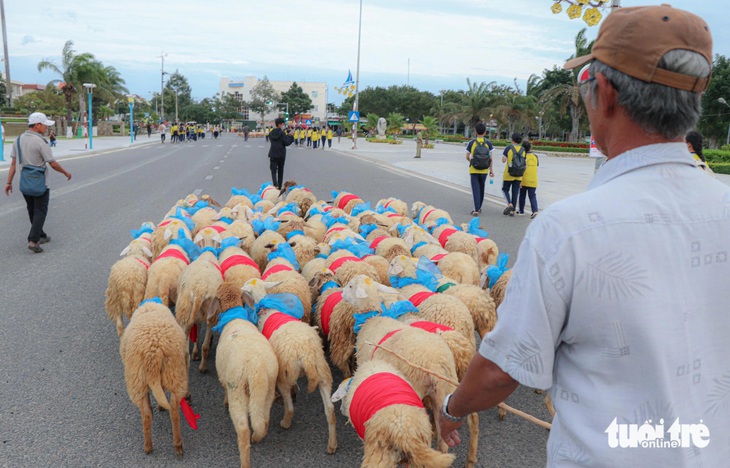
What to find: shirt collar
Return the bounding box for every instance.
[587,143,697,191]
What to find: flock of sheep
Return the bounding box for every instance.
[105,180,522,468]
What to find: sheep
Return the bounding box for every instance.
[402,224,449,259]
[361,254,391,286]
[213,283,278,468]
[303,218,327,243]
[151,218,192,259]
[175,248,224,373]
[490,269,512,309]
[225,194,254,209]
[285,186,317,215]
[370,236,411,263]
[193,225,224,249]
[250,230,286,272]
[287,232,322,274]
[242,279,338,454]
[254,199,275,213]
[325,249,380,288]
[430,223,480,267]
[376,197,409,217]
[144,244,191,307]
[120,299,189,456]
[410,201,453,225]
[438,281,497,338]
[219,220,256,253]
[105,242,153,337]
[260,244,312,324]
[332,190,364,214]
[219,246,261,289]
[331,359,455,468]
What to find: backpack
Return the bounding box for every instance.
[16,136,48,197]
[471,139,492,170]
[507,145,526,177]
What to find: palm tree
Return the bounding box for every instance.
[365,113,380,133]
[37,40,99,128]
[454,78,497,133]
[386,112,405,136]
[495,91,538,137]
[419,116,439,138]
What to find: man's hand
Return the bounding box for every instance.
[439,418,464,448]
[4,184,12,196]
[65,172,72,181]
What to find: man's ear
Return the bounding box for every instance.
[595,72,618,115]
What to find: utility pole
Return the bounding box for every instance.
[158,52,167,122]
[352,0,363,150]
[0,0,12,106]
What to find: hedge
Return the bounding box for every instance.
[704,150,730,163]
[532,146,588,154]
[708,162,730,175]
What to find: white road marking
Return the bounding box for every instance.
[217,145,224,147]
[258,145,265,148]
[193,189,202,196]
[202,145,210,147]
[205,175,213,180]
[232,145,238,147]
[214,166,220,170]
[220,160,225,163]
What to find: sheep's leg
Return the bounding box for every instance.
[199,326,213,373]
[170,394,184,456]
[228,391,252,468]
[140,392,154,454]
[278,382,295,429]
[466,413,479,468]
[498,402,507,420]
[318,383,338,454]
[115,316,125,338]
[431,400,449,453]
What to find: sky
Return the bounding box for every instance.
[4,1,729,105]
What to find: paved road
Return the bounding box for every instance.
[0,134,551,467]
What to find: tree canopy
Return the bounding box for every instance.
[280,82,313,116]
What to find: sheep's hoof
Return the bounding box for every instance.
[198,366,208,374]
[535,389,543,395]
[327,444,337,454]
[144,447,153,455]
[158,406,168,413]
[498,407,507,421]
[175,445,184,457]
[191,353,200,361]
[280,420,291,429]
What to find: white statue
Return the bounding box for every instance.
[376,117,387,139]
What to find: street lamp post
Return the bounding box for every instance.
[128,96,135,143]
[352,0,363,150]
[83,83,96,149]
[159,52,167,123]
[719,97,730,146]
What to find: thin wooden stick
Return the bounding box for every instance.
[365,340,552,431]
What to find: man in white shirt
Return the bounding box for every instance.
[159,121,167,144]
[439,5,730,466]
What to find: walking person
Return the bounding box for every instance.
[146,122,152,138]
[306,127,312,148]
[4,113,72,253]
[159,121,167,144]
[336,126,342,143]
[312,128,319,149]
[501,133,525,216]
[516,140,539,218]
[320,126,327,149]
[171,122,178,143]
[465,123,494,216]
[685,130,714,175]
[243,124,250,141]
[268,118,294,190]
[413,130,423,158]
[265,127,270,142]
[327,126,333,148]
[439,6,730,466]
[49,129,57,147]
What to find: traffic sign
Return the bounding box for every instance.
[348,111,360,123]
[305,119,313,126]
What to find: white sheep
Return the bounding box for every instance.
[242,279,338,454]
[285,186,318,214]
[105,242,153,337]
[120,299,189,456]
[219,246,261,289]
[376,197,409,217]
[250,230,286,272]
[260,244,312,324]
[331,359,455,468]
[213,283,278,468]
[151,218,192,259]
[410,201,453,225]
[144,244,190,307]
[429,223,480,267]
[332,190,364,214]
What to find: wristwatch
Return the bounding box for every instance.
[441,393,466,423]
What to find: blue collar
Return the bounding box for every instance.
[212,305,258,333]
[320,281,339,294]
[411,241,428,254]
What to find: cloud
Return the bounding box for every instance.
[21,35,36,46]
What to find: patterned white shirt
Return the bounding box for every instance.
[480,142,730,466]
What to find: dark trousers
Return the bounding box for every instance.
[321,136,326,148]
[519,186,538,214]
[161,134,166,143]
[23,189,50,243]
[328,139,332,148]
[270,158,285,189]
[502,180,520,207]
[470,173,487,211]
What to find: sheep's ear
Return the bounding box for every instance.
[388,261,404,276]
[263,281,283,290]
[230,207,239,215]
[355,284,368,299]
[288,241,297,247]
[244,207,254,220]
[242,291,255,309]
[193,232,204,244]
[331,378,352,402]
[213,234,222,244]
[164,228,173,240]
[206,298,221,320]
[425,231,439,244]
[308,275,320,289]
[142,246,153,259]
[212,212,222,220]
[376,283,400,295]
[120,246,130,256]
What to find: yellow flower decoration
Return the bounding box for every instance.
[567,3,583,19]
[583,7,602,26]
[551,2,562,14]
[577,0,590,5]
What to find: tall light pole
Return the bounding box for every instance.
[83,83,96,149]
[128,96,135,143]
[0,0,11,106]
[352,0,363,150]
[159,52,167,122]
[719,98,730,146]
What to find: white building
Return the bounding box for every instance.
[219,77,327,124]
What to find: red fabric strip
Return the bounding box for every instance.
[474,236,486,243]
[329,256,360,273]
[261,312,299,340]
[371,329,402,359]
[261,263,294,280]
[220,255,260,274]
[209,261,224,278]
[202,225,226,234]
[421,209,435,222]
[409,321,453,334]
[337,194,360,210]
[408,291,437,307]
[438,228,458,247]
[261,186,277,197]
[134,258,149,270]
[154,248,190,265]
[320,291,342,336]
[386,213,402,218]
[158,219,172,228]
[349,372,424,439]
[326,225,347,236]
[430,253,447,263]
[369,236,389,250]
[189,324,198,343]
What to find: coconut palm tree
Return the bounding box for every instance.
[365,113,380,133]
[386,112,405,136]
[419,116,439,138]
[453,78,497,133]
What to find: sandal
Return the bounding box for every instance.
[28,243,43,253]
[471,211,479,216]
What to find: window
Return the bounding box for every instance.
[313,105,319,112]
[311,91,319,98]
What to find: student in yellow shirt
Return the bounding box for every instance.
[517,140,539,218]
[320,126,327,149]
[293,128,300,146]
[171,123,178,143]
[501,133,525,216]
[327,127,333,148]
[306,128,312,148]
[312,128,320,149]
[685,130,715,176]
[465,122,494,216]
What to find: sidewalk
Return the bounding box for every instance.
[0,134,158,168]
[327,137,730,209]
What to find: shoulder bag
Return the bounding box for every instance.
[17,136,47,197]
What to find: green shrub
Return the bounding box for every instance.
[708,162,730,174]
[532,146,588,154]
[704,150,730,163]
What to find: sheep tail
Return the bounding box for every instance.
[407,443,455,468]
[149,376,171,411]
[302,354,321,394]
[247,374,269,442]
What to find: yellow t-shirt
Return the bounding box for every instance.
[521,153,539,188]
[294,129,300,139]
[171,125,177,134]
[467,137,492,175]
[307,129,312,137]
[502,145,524,182]
[327,130,333,139]
[312,130,320,140]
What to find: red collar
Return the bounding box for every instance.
[371,329,401,359]
[326,225,347,236]
[261,312,299,340]
[429,253,447,263]
[349,372,424,439]
[320,291,343,336]
[220,255,259,275]
[209,260,224,278]
[420,208,436,223]
[202,225,226,234]
[369,236,389,250]
[438,228,458,247]
[329,256,360,273]
[134,258,150,270]
[154,248,190,265]
[337,194,360,210]
[408,291,437,307]
[409,321,453,334]
[261,263,293,280]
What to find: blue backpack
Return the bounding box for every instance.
[16,136,47,197]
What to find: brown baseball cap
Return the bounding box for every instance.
[564,4,712,92]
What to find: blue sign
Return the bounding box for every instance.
[305,119,313,126]
[348,111,360,123]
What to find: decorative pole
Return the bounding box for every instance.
[352,0,363,150]
[83,83,96,149]
[128,96,135,143]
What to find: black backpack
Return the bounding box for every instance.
[507,145,526,177]
[471,139,492,170]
